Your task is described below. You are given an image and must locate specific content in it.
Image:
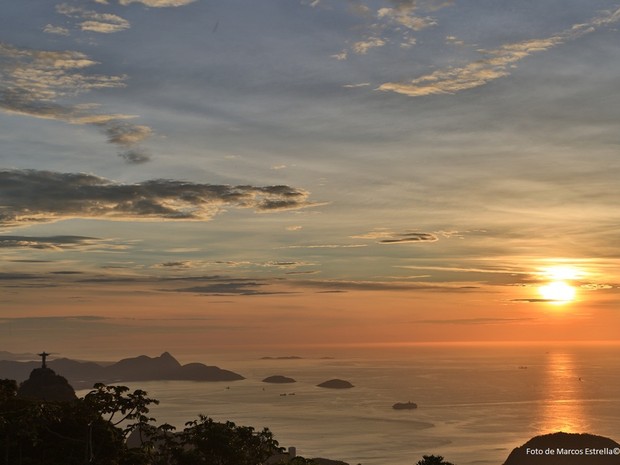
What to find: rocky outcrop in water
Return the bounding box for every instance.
[262,375,296,383]
[317,379,354,389]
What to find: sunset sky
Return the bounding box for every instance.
[2,0,620,359]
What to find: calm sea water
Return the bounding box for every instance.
[80,344,620,465]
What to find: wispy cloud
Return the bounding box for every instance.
[164,276,295,296]
[153,261,194,269]
[96,121,153,163]
[352,37,387,54]
[580,283,614,290]
[0,42,152,163]
[342,82,371,88]
[330,0,451,58]
[262,261,315,269]
[118,0,197,7]
[0,273,41,281]
[0,169,317,227]
[397,264,528,275]
[352,229,438,244]
[445,35,465,46]
[331,50,348,61]
[56,3,130,34]
[0,235,107,250]
[296,278,476,292]
[280,244,367,249]
[379,6,620,96]
[43,24,70,36]
[377,7,436,32]
[379,232,438,244]
[152,260,315,271]
[419,317,535,325]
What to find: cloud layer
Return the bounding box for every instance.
[0,169,315,227]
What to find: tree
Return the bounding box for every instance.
[271,457,317,465]
[416,455,456,465]
[0,380,159,465]
[2,379,286,465]
[161,415,283,465]
[84,383,159,439]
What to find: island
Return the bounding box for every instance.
[392,401,418,410]
[262,375,297,383]
[317,379,354,389]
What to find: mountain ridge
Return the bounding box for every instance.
[0,351,244,388]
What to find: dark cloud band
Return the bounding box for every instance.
[0,169,315,227]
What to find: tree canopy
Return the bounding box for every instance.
[416,455,456,465]
[0,379,284,465]
[2,377,457,465]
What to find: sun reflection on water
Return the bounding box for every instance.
[537,351,589,433]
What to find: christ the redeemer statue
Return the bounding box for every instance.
[38,351,51,369]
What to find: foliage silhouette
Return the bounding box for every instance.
[1,379,156,465]
[1,379,284,465]
[416,455,456,465]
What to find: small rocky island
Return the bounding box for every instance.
[392,401,417,410]
[317,379,354,389]
[262,375,296,384]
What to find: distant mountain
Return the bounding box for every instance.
[0,350,38,361]
[105,352,182,381]
[0,352,244,388]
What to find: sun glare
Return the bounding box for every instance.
[534,265,583,304]
[538,281,576,304]
[543,265,583,281]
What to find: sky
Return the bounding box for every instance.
[1,0,620,360]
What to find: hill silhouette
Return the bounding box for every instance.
[0,352,244,388]
[17,367,76,402]
[503,432,620,465]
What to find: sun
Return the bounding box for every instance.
[534,264,584,304]
[538,281,576,304]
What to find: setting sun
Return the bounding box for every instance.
[538,281,576,303]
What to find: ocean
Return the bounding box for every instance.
[79,344,620,465]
